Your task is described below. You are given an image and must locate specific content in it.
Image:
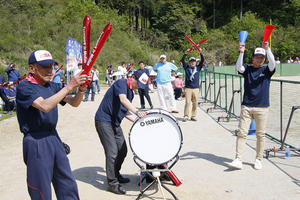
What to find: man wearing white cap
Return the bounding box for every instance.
[181,49,204,122]
[16,50,88,199]
[227,42,275,170]
[153,54,178,113]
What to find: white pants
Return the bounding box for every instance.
[157,82,176,111]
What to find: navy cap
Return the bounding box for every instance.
[28,50,54,66]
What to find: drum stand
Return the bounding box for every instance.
[134,156,180,200]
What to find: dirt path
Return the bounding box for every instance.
[0,85,300,200]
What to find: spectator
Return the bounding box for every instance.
[83,70,96,102]
[4,82,16,114]
[0,73,13,114]
[153,54,178,113]
[51,62,62,85]
[134,61,153,109]
[5,63,20,82]
[288,57,294,63]
[118,62,127,77]
[92,65,100,93]
[227,42,275,170]
[181,50,204,122]
[74,63,83,76]
[173,72,184,100]
[106,64,114,85]
[275,57,280,64]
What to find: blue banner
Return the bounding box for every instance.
[66,37,82,82]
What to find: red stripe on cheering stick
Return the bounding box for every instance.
[186,38,207,54]
[185,35,201,52]
[82,23,112,85]
[82,15,91,69]
[55,65,63,74]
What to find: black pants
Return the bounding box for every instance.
[138,87,153,108]
[174,88,182,100]
[0,88,12,111]
[95,121,127,186]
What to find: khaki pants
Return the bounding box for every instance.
[184,88,199,118]
[236,106,269,160]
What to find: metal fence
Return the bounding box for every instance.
[199,70,300,150]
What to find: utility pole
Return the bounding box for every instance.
[240,0,243,20]
[213,0,216,29]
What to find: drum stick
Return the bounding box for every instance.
[162,164,182,187]
[185,35,201,52]
[156,177,166,200]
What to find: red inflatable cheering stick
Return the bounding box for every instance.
[55,65,64,74]
[185,35,202,52]
[263,25,275,42]
[82,23,112,85]
[82,15,91,69]
[2,74,27,88]
[185,38,207,54]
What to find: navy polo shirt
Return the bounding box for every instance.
[134,68,150,89]
[181,54,204,88]
[16,80,65,135]
[95,79,134,127]
[5,67,20,82]
[239,64,275,107]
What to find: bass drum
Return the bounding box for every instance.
[129,109,183,165]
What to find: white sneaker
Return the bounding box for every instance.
[254,159,262,170]
[227,158,243,169]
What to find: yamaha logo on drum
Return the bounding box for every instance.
[140,117,164,127]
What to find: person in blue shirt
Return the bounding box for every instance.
[95,76,146,195]
[134,61,153,109]
[16,50,88,200]
[51,61,62,85]
[181,49,204,122]
[0,73,13,114]
[153,54,178,113]
[4,82,16,114]
[5,63,20,82]
[227,42,275,170]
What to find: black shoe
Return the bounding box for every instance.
[107,184,126,195]
[118,175,130,183]
[150,105,153,109]
[191,118,197,121]
[141,105,145,109]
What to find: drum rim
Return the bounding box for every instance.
[129,109,183,165]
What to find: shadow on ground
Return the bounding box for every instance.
[180,151,253,171]
[72,166,175,199]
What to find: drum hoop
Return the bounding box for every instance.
[129,110,183,165]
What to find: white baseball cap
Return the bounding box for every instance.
[253,48,266,57]
[160,54,166,59]
[28,50,55,66]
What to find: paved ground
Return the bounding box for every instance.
[0,85,300,200]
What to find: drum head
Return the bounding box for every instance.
[129,112,182,165]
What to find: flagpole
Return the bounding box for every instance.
[270,19,272,49]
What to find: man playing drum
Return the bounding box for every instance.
[94,75,146,195]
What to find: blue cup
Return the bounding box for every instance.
[239,31,248,43]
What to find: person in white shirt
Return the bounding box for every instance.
[118,62,127,77]
[92,65,100,93]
